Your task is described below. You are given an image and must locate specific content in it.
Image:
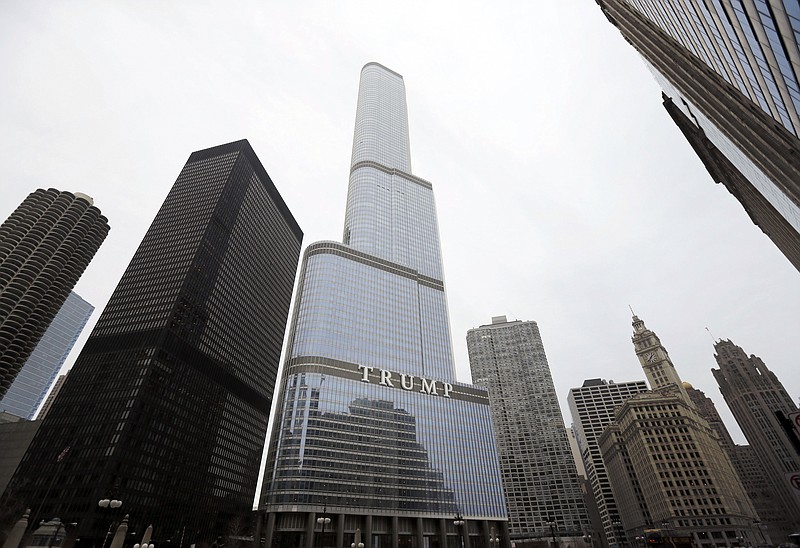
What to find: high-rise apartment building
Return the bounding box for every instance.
[259,63,507,548]
[712,339,800,540]
[568,379,649,547]
[467,316,590,543]
[684,383,779,542]
[0,291,93,419]
[6,140,302,544]
[0,189,108,398]
[594,0,800,271]
[597,316,759,546]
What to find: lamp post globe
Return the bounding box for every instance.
[315,506,331,548]
[351,527,364,548]
[488,526,500,548]
[453,514,466,548]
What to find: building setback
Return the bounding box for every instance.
[0,189,108,398]
[467,316,590,543]
[0,291,93,420]
[259,63,508,548]
[568,379,649,547]
[712,340,800,540]
[593,0,800,272]
[5,140,302,545]
[598,316,759,547]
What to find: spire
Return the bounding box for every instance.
[631,312,646,334]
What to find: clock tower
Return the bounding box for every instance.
[631,313,691,404]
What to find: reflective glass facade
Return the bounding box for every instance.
[596,0,800,272]
[0,291,93,419]
[260,63,507,548]
[622,0,800,135]
[267,362,503,516]
[650,66,800,236]
[7,140,302,546]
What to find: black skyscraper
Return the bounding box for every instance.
[6,141,302,544]
[0,189,108,398]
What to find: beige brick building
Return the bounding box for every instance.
[598,316,760,547]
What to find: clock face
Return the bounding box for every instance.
[645,352,657,363]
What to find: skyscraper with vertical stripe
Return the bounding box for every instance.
[259,63,507,548]
[594,0,800,271]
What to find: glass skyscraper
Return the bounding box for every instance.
[259,63,507,548]
[594,0,800,271]
[0,291,93,419]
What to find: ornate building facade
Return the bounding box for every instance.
[598,316,759,547]
[712,339,800,540]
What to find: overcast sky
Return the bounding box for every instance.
[2,1,798,448]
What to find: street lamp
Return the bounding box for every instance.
[316,506,331,548]
[351,528,364,548]
[46,519,77,548]
[98,499,123,548]
[488,526,500,548]
[453,513,465,548]
[546,519,558,548]
[98,500,123,510]
[584,533,595,548]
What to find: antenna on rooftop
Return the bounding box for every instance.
[705,326,717,343]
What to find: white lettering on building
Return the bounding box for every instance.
[400,374,414,390]
[380,369,394,387]
[420,378,438,396]
[358,365,373,382]
[356,365,455,398]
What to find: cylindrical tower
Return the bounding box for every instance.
[0,188,109,397]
